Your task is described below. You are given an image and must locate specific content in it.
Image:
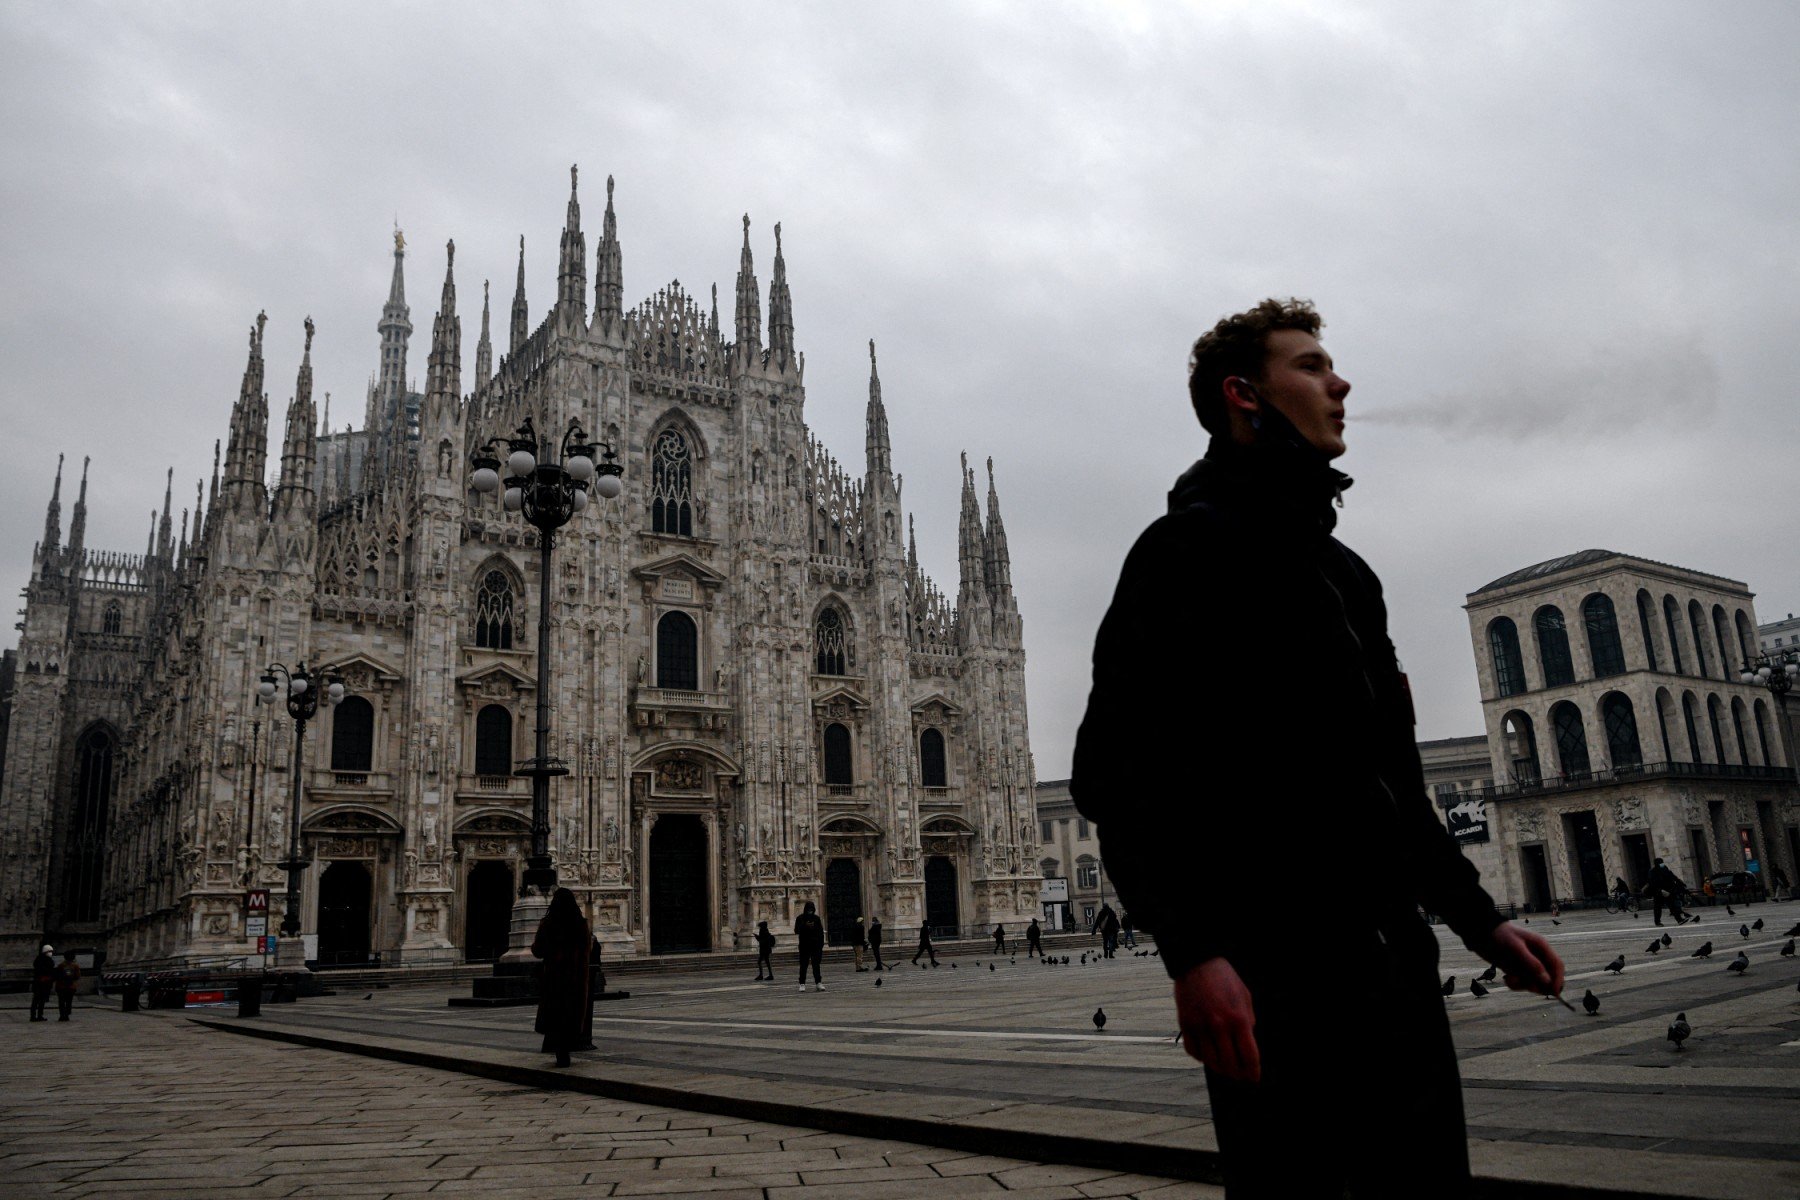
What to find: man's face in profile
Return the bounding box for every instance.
[1259,328,1351,459]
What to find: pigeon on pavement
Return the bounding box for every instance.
[1093,1007,1107,1031]
[1603,955,1625,975]
[1470,980,1489,997]
[1477,965,1498,983]
[362,993,373,1000]
[1751,918,1763,931]
[1661,933,1673,947]
[1691,941,1714,958]
[1727,904,1736,916]
[1667,1013,1691,1049]
[1582,989,1600,1016]
[1442,975,1456,996]
[1552,918,1562,925]
[1727,952,1749,975]
[874,977,883,987]
[1785,922,1800,938]
[1780,939,1795,958]
[1739,924,1751,939]
[1646,940,1662,954]
[989,963,995,972]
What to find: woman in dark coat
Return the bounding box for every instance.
[531,888,594,1067]
[754,920,776,981]
[794,902,825,991]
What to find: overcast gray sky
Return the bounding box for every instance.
[4,2,1796,779]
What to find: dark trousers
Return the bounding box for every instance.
[994,934,1006,954]
[1652,890,1686,923]
[756,949,773,978]
[913,942,936,964]
[1205,928,1469,1198]
[30,984,51,1020]
[870,942,884,969]
[56,991,74,1020]
[798,946,822,983]
[1101,932,1117,958]
[1027,939,1041,957]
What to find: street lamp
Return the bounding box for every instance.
[1738,648,1799,772]
[257,662,347,970]
[470,417,621,947]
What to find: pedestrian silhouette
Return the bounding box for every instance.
[531,888,596,1068]
[29,944,54,1022]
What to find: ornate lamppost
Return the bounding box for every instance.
[258,662,347,970]
[470,417,621,955]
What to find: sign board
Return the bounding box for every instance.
[1442,795,1491,845]
[1746,859,1760,874]
[246,889,270,914]
[258,936,275,954]
[246,917,267,938]
[1038,878,1069,903]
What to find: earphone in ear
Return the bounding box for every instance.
[1228,377,1264,430]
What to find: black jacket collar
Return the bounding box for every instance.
[1168,410,1353,534]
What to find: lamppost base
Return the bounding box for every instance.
[273,938,310,972]
[498,887,553,965]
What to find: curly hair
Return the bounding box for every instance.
[1187,298,1322,434]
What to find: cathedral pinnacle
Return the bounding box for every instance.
[224,312,270,514]
[557,164,587,320]
[41,453,63,553]
[594,173,623,334]
[734,213,761,359]
[768,221,795,369]
[158,467,174,559]
[865,338,891,478]
[276,317,320,520]
[67,456,89,560]
[475,278,493,386]
[511,235,529,353]
[424,239,462,428]
[376,230,413,443]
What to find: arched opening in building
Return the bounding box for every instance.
[1489,617,1526,697]
[474,705,513,777]
[1635,590,1659,671]
[330,696,375,773]
[814,606,847,676]
[464,860,515,962]
[656,611,699,690]
[1534,606,1574,688]
[1711,605,1737,677]
[1753,699,1777,767]
[649,814,709,954]
[1682,691,1704,762]
[823,723,853,787]
[1601,692,1642,770]
[824,857,862,946]
[62,726,114,924]
[1583,593,1626,678]
[1730,697,1753,765]
[924,855,959,938]
[1661,595,1686,674]
[1705,694,1728,764]
[1654,688,1678,762]
[1550,701,1591,777]
[919,728,947,788]
[1500,710,1540,785]
[1687,600,1712,678]
[316,860,373,966]
[474,568,517,650]
[650,428,694,536]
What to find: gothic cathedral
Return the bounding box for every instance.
[0,169,1040,967]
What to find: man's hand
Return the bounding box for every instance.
[1173,957,1260,1084]
[1467,922,1565,996]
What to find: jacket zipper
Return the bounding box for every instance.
[1318,543,1402,816]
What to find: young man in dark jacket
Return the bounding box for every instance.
[868,915,885,970]
[794,902,825,992]
[53,952,82,1021]
[1644,858,1691,925]
[30,944,55,1021]
[1072,299,1564,1197]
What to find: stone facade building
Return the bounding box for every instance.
[1462,550,1797,910]
[1031,778,1108,930]
[0,169,1040,969]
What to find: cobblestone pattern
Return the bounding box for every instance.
[0,1007,1218,1200]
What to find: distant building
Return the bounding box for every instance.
[1033,779,1107,930]
[1462,550,1797,910]
[1759,611,1800,654]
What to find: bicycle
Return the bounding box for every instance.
[1604,892,1641,915]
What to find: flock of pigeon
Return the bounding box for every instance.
[1439,917,1800,1053]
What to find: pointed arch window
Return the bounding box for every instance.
[64,726,114,923]
[330,696,375,773]
[1583,594,1626,679]
[1681,692,1703,762]
[919,727,948,788]
[1687,600,1712,678]
[1534,607,1574,688]
[1601,692,1642,770]
[101,603,122,636]
[1501,711,1540,785]
[1734,610,1756,666]
[1550,701,1590,777]
[1662,595,1686,674]
[1635,590,1658,671]
[1654,688,1676,762]
[1705,694,1727,763]
[1729,697,1751,765]
[823,722,853,787]
[650,428,694,536]
[1711,605,1737,676]
[475,704,513,777]
[814,607,847,676]
[1753,699,1776,766]
[475,570,517,650]
[1488,618,1526,698]
[656,610,698,690]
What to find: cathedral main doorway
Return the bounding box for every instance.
[924,855,959,938]
[825,858,862,946]
[316,861,372,966]
[464,860,514,962]
[649,814,709,954]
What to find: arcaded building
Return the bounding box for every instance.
[1462,550,1797,910]
[0,170,1041,969]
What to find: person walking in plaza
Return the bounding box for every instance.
[868,915,886,970]
[1026,918,1043,958]
[992,923,1007,955]
[795,901,826,991]
[1121,912,1137,949]
[912,922,937,966]
[853,917,869,971]
[754,920,776,981]
[530,888,596,1067]
[1094,904,1121,959]
[1072,298,1564,1197]
[53,951,81,1021]
[29,944,55,1021]
[1645,857,1691,926]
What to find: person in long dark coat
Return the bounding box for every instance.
[531,888,594,1067]
[1025,919,1043,958]
[912,923,937,966]
[1094,905,1121,958]
[754,920,776,981]
[794,901,825,991]
[992,923,1007,954]
[868,915,885,970]
[29,944,55,1021]
[53,952,81,1021]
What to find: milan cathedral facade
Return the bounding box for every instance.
[0,168,1040,968]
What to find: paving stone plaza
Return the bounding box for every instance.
[4,907,1796,1198]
